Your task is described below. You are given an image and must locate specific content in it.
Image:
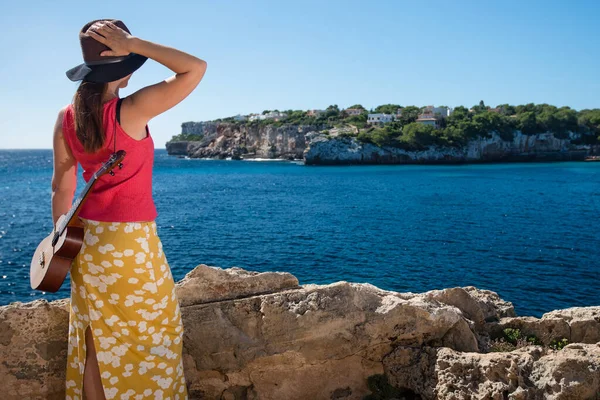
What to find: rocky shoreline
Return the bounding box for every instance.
[166,123,597,165]
[303,131,591,165]
[1,264,599,399]
[166,122,323,161]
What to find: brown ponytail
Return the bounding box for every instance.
[72,81,107,153]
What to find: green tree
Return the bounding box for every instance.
[473,111,515,140]
[555,108,578,134]
[399,123,440,149]
[325,104,340,119]
[369,124,402,147]
[345,113,368,126]
[578,109,600,142]
[471,100,488,114]
[356,130,375,144]
[543,107,578,138]
[374,104,401,115]
[441,126,469,147]
[346,104,365,110]
[447,106,470,123]
[398,106,420,125]
[518,111,539,135]
[497,104,516,116]
[515,103,535,114]
[283,110,312,125]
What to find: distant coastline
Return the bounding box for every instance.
[166,101,600,165]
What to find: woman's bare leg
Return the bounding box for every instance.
[83,325,106,400]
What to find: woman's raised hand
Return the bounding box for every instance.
[87,21,134,57]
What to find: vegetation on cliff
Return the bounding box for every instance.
[168,102,600,151]
[358,102,600,151]
[168,133,204,142]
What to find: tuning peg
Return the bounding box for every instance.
[118,162,123,169]
[109,170,115,176]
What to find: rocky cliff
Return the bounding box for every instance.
[1,264,599,399]
[304,131,593,165]
[165,141,191,156]
[167,124,596,165]
[167,123,325,160]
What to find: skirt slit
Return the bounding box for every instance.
[65,218,188,400]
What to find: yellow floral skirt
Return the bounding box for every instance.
[65,218,188,399]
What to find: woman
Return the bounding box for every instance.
[52,19,207,399]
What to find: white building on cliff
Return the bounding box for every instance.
[423,106,453,117]
[367,113,394,124]
[248,111,288,122]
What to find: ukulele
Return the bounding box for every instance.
[30,150,126,292]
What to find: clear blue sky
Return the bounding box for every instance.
[1,0,599,149]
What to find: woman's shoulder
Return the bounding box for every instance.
[101,97,121,116]
[59,104,72,129]
[60,103,72,116]
[56,104,77,153]
[60,103,76,126]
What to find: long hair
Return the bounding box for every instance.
[72,81,107,153]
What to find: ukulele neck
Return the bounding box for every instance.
[50,149,125,247]
[52,174,98,246]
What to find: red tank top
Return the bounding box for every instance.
[62,97,158,222]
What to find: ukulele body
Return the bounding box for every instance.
[29,150,125,292]
[30,215,84,292]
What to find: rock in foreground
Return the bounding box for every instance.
[0,264,598,399]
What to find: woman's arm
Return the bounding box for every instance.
[51,107,77,227]
[125,37,207,120]
[88,21,207,125]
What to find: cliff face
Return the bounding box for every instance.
[1,264,599,399]
[167,123,325,160]
[304,131,593,165]
[167,124,596,164]
[165,141,190,156]
[181,121,219,136]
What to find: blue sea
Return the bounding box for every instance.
[0,149,598,317]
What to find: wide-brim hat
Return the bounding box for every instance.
[66,19,147,83]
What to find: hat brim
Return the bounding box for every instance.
[66,53,147,83]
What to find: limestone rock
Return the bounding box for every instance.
[494,316,571,346]
[165,141,195,156]
[543,307,600,344]
[0,298,69,399]
[385,344,600,400]
[425,286,515,329]
[385,345,544,399]
[175,264,300,307]
[173,123,324,160]
[0,265,598,399]
[432,346,543,400]
[167,121,598,164]
[529,343,600,399]
[491,306,600,347]
[303,131,592,165]
[180,279,473,399]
